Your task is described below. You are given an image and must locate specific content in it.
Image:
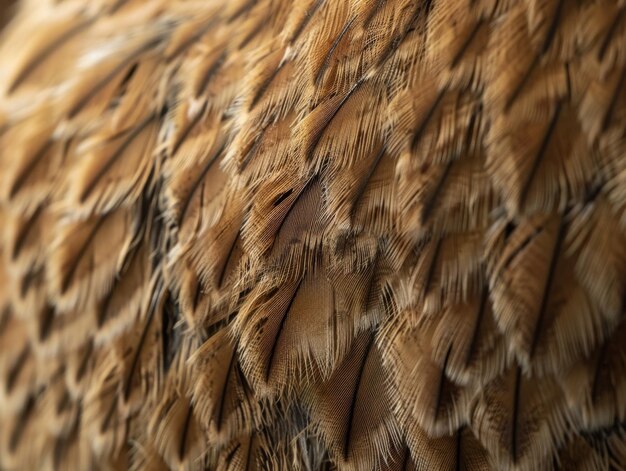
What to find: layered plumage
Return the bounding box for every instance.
[0,0,625,469]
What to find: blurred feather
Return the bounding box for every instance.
[0,0,624,469]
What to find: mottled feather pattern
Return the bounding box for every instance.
[0,0,625,469]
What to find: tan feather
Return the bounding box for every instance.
[49,208,135,311]
[1,0,625,469]
[382,315,474,438]
[307,331,401,471]
[67,113,159,215]
[470,366,571,470]
[190,329,259,445]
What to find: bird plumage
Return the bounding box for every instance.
[0,0,624,469]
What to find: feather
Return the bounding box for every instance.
[557,434,609,471]
[243,174,325,273]
[487,101,593,215]
[49,208,135,311]
[149,392,204,471]
[1,0,625,469]
[1,7,91,94]
[0,118,62,213]
[165,133,227,245]
[190,329,259,445]
[68,113,159,215]
[235,270,349,397]
[404,426,490,471]
[486,214,614,374]
[561,320,626,430]
[382,315,474,438]
[567,198,626,321]
[0,314,34,413]
[119,277,166,411]
[408,233,484,315]
[307,331,401,471]
[94,241,151,341]
[214,433,264,471]
[470,366,571,470]
[188,195,246,294]
[325,143,397,235]
[417,289,509,387]
[4,203,51,278]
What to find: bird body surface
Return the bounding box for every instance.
[0,0,625,469]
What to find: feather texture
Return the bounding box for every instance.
[0,0,625,469]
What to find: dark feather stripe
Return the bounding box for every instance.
[75,341,93,382]
[401,445,411,470]
[315,16,355,85]
[376,1,426,68]
[364,0,387,27]
[598,5,624,60]
[465,287,488,366]
[350,144,386,220]
[68,37,163,118]
[500,223,544,274]
[123,277,163,400]
[307,78,366,159]
[8,18,94,93]
[20,268,41,297]
[178,404,194,461]
[97,243,141,326]
[450,18,483,68]
[79,113,157,203]
[240,14,270,49]
[529,219,565,357]
[224,443,242,468]
[240,128,265,171]
[161,293,180,373]
[591,342,609,405]
[273,189,294,207]
[423,238,442,295]
[6,345,29,393]
[9,395,35,451]
[519,102,562,208]
[217,231,240,288]
[250,60,287,110]
[343,334,376,460]
[191,278,202,312]
[564,62,572,101]
[228,0,258,23]
[505,0,563,111]
[410,89,446,152]
[268,177,315,252]
[265,277,305,382]
[244,435,255,470]
[433,345,452,420]
[177,138,226,226]
[60,215,109,294]
[9,140,53,199]
[602,65,626,133]
[165,19,217,61]
[195,51,226,98]
[101,394,118,433]
[363,250,381,310]
[541,0,564,54]
[215,347,237,432]
[11,204,44,260]
[421,160,452,224]
[289,0,325,44]
[38,305,55,341]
